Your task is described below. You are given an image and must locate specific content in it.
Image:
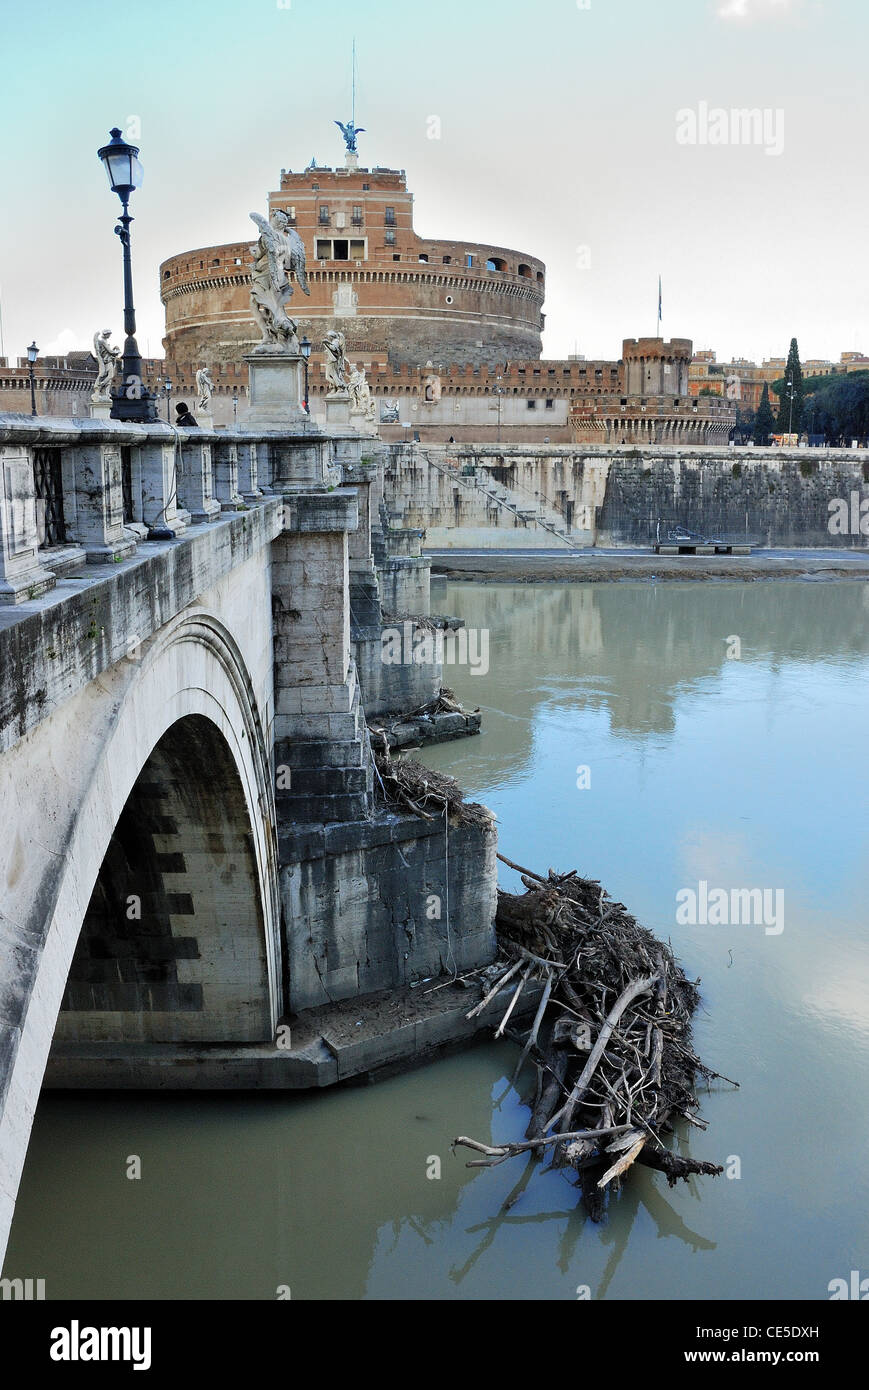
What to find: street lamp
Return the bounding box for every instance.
[232,391,239,425]
[97,127,157,422]
[787,379,795,438]
[26,341,38,416]
[494,374,504,442]
[300,335,312,414]
[163,377,172,422]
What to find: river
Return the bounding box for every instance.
[5,579,869,1299]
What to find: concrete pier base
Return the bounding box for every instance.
[43,978,542,1090]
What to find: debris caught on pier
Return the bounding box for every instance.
[454,855,738,1219]
[369,686,482,754]
[373,747,492,828]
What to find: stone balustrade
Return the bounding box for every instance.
[0,414,350,605]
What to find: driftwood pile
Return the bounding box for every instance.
[373,747,491,828]
[455,856,737,1219]
[369,686,480,754]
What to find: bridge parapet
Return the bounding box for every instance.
[0,414,355,610]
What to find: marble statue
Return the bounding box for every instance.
[323,330,349,393]
[196,366,214,414]
[249,210,310,352]
[91,329,120,402]
[348,365,376,422]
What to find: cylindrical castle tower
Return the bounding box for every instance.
[161,163,546,378]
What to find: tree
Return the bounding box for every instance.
[804,373,869,446]
[776,337,804,435]
[753,383,776,445]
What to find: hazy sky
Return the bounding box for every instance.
[0,0,864,366]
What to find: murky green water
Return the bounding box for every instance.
[6,579,869,1299]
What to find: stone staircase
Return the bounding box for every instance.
[419,448,582,549]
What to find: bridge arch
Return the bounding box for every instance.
[0,608,281,1257]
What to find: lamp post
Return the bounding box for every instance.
[300,334,312,414]
[97,127,157,422]
[163,377,172,423]
[494,374,504,443]
[787,377,795,439]
[232,392,239,425]
[26,341,38,416]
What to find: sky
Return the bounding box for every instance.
[0,0,865,367]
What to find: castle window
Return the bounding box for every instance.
[487,257,508,273]
[418,253,429,263]
[393,253,401,261]
[518,264,532,278]
[527,400,537,409]
[466,254,474,268]
[363,183,370,191]
[442,255,452,264]
[319,206,330,225]
[163,270,171,279]
[545,399,554,409]
[235,257,242,265]
[537,271,544,282]
[385,207,396,226]
[211,258,220,266]
[385,229,396,246]
[352,205,363,224]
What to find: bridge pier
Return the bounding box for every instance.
[0,410,500,1266]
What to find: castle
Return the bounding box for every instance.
[153,136,733,444]
[2,130,739,444]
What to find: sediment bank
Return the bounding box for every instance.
[428,549,869,583]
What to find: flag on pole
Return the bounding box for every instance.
[657,276,663,335]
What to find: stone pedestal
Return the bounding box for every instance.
[244,352,307,428]
[213,440,244,512]
[177,438,221,523]
[237,440,263,501]
[0,444,56,603]
[141,435,189,536]
[89,399,113,421]
[195,410,215,431]
[324,393,352,428]
[350,409,379,438]
[66,438,138,564]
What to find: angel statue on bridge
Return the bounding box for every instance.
[249,209,310,354]
[323,330,349,394]
[91,329,120,402]
[195,366,214,414]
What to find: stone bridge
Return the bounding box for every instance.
[0,412,499,1262]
